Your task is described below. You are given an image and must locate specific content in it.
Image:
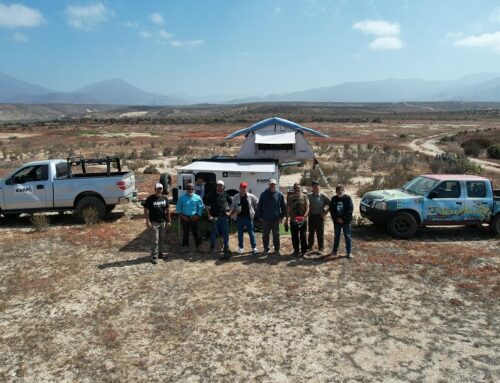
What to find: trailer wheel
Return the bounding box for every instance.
[490,215,500,236]
[387,212,418,239]
[75,196,106,224]
[159,173,171,195]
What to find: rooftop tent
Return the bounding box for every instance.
[224,117,329,161]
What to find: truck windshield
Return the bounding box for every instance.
[402,176,439,196]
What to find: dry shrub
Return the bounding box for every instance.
[30,213,49,231]
[100,327,120,348]
[82,206,99,225]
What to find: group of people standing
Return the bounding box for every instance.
[143,179,353,263]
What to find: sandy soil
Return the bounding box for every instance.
[0,200,498,382]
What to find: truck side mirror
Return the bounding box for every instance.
[428,191,438,199]
[5,177,12,185]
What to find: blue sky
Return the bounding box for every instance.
[1,0,500,97]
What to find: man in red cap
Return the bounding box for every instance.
[229,181,259,254]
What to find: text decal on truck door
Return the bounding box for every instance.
[16,186,33,193]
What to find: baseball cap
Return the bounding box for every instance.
[311,180,319,185]
[269,178,277,185]
[155,182,163,189]
[216,180,225,186]
[240,182,248,188]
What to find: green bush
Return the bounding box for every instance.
[487,144,500,159]
[143,165,159,174]
[461,138,492,157]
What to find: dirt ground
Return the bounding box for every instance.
[0,110,499,381]
[0,199,498,382]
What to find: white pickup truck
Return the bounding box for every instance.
[0,157,136,222]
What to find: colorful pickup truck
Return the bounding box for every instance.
[360,174,500,238]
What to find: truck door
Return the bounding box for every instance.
[177,173,195,200]
[464,180,491,222]
[423,180,465,224]
[3,164,49,210]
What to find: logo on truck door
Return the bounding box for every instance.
[16,186,33,193]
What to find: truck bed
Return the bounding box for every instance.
[56,171,131,179]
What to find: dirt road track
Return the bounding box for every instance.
[409,134,500,173]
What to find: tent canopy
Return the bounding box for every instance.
[224,117,329,140]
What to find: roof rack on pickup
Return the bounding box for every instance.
[66,156,122,176]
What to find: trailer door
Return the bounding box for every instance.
[177,173,195,199]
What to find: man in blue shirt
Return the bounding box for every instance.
[176,182,204,253]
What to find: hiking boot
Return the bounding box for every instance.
[158,252,165,259]
[150,256,158,264]
[219,252,230,261]
[275,250,281,256]
[346,253,353,259]
[237,247,244,255]
[292,250,300,257]
[252,247,259,255]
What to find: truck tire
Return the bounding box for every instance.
[74,196,106,223]
[105,204,116,213]
[2,212,21,222]
[159,173,170,195]
[490,215,500,236]
[387,212,418,239]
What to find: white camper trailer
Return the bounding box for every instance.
[176,158,279,200]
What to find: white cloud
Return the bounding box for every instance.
[0,2,45,28]
[171,39,204,48]
[353,20,399,36]
[65,3,113,30]
[158,29,172,40]
[492,7,500,23]
[10,31,28,42]
[150,12,164,26]
[369,36,403,50]
[139,30,152,39]
[123,20,139,29]
[454,31,500,53]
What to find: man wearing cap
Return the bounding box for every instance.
[307,180,331,254]
[286,182,309,257]
[329,184,354,259]
[144,183,171,264]
[205,180,232,258]
[176,182,204,253]
[229,181,259,255]
[257,179,287,256]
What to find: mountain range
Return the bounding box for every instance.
[2,71,500,105]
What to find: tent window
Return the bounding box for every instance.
[257,143,294,151]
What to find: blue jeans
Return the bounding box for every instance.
[333,222,352,255]
[236,216,256,249]
[210,216,229,249]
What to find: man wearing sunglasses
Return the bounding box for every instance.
[176,182,204,253]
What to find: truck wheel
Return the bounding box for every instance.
[105,204,116,213]
[490,215,500,236]
[75,196,106,224]
[387,212,418,239]
[2,212,21,222]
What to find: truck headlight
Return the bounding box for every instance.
[374,201,387,210]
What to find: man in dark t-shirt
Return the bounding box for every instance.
[205,180,232,258]
[144,182,171,264]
